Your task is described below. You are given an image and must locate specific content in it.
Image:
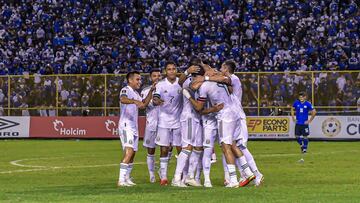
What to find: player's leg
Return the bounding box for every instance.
[232,142,255,187]
[295,124,304,152]
[118,127,137,187]
[125,151,136,186]
[219,120,239,188]
[202,128,216,187]
[172,120,193,187]
[195,150,203,184]
[302,125,310,153]
[143,128,157,183]
[239,143,263,186]
[156,127,171,185]
[211,148,217,163]
[186,121,203,186]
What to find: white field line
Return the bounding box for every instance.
[1,150,358,174]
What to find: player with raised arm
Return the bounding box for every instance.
[141,69,162,183]
[152,61,183,186]
[291,92,316,161]
[117,71,155,187]
[220,60,263,186]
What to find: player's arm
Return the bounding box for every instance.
[120,95,145,108]
[178,65,201,86]
[306,109,317,124]
[182,89,204,111]
[142,83,157,108]
[200,103,224,115]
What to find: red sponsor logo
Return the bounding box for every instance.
[248,119,262,131]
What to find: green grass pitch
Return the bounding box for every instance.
[0,140,359,203]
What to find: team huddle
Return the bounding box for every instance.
[117,58,264,188]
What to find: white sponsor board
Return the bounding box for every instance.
[0,117,30,138]
[309,116,360,139]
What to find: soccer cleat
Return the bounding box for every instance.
[160,179,168,186]
[239,175,255,187]
[204,180,213,188]
[171,178,187,187]
[302,149,307,154]
[223,179,230,186]
[117,181,132,187]
[254,174,264,187]
[126,178,136,186]
[225,181,239,188]
[239,176,245,184]
[185,178,202,187]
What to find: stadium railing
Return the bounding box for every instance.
[0,70,359,116]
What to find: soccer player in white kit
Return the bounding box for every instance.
[220,60,264,186]
[153,61,183,186]
[183,79,248,188]
[117,71,156,187]
[141,69,162,183]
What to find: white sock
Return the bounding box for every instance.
[160,157,169,180]
[242,148,261,177]
[203,148,212,182]
[118,163,128,183]
[238,156,253,178]
[182,158,189,182]
[235,158,246,179]
[147,154,155,176]
[126,163,133,180]
[188,150,201,179]
[227,164,238,184]
[174,150,191,180]
[222,154,230,181]
[195,151,203,182]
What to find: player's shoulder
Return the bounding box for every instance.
[157,79,167,86]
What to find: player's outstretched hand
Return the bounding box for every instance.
[182,88,191,99]
[187,65,201,74]
[213,103,224,112]
[151,81,158,91]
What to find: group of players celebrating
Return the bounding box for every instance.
[117,58,264,188]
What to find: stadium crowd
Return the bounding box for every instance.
[0,0,359,74]
[0,0,359,116]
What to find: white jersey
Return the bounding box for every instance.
[202,101,218,129]
[180,77,201,122]
[141,86,158,131]
[230,74,246,119]
[230,74,242,103]
[154,77,183,128]
[119,85,142,128]
[198,81,242,122]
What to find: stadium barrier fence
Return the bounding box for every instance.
[0,70,358,117]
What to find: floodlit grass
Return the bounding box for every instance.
[1,140,359,203]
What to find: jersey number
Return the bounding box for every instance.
[217,83,230,96]
[169,96,175,103]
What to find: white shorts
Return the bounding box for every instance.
[155,127,181,147]
[143,127,157,148]
[235,119,248,148]
[181,118,203,148]
[218,119,240,145]
[119,125,139,151]
[203,127,218,148]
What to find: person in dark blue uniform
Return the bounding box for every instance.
[291,92,317,154]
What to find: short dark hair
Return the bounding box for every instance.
[189,56,205,76]
[126,71,140,82]
[150,69,161,75]
[299,92,306,97]
[223,60,237,74]
[164,61,176,70]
